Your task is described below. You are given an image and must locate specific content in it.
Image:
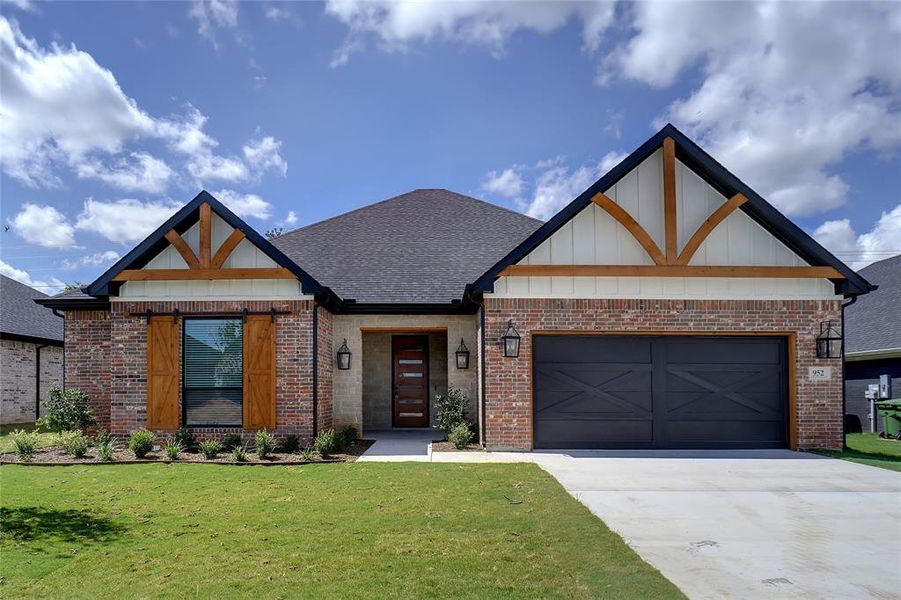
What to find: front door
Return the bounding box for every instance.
[392,335,429,427]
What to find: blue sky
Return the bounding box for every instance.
[1,0,899,293]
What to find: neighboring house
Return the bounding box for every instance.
[1,275,64,424]
[37,124,873,450]
[844,254,901,433]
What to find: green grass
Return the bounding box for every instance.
[0,463,682,599]
[0,422,57,454]
[813,433,901,472]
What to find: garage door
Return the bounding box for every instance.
[533,335,788,449]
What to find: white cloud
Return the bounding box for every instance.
[75,198,182,244]
[243,135,287,177]
[324,0,615,64]
[188,0,238,46]
[1,0,36,12]
[481,167,524,199]
[0,259,66,294]
[10,203,77,248]
[616,1,901,217]
[75,152,174,193]
[61,250,120,271]
[814,205,901,270]
[284,210,298,225]
[212,189,272,220]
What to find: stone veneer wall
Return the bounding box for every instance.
[0,339,63,423]
[482,297,843,451]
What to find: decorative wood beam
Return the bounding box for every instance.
[211,229,246,269]
[112,268,296,282]
[677,193,749,266]
[591,193,666,265]
[498,264,844,279]
[199,202,212,268]
[662,136,677,263]
[163,230,200,269]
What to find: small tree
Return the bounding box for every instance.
[38,387,95,432]
[434,387,467,435]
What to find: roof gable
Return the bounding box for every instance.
[0,275,63,343]
[469,124,873,297]
[86,191,330,298]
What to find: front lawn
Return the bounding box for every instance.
[0,423,56,455]
[0,463,682,599]
[814,433,901,472]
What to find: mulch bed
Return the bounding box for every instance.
[431,441,484,452]
[0,439,374,466]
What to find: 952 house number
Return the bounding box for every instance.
[808,366,832,381]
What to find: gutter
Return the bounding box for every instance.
[845,347,901,362]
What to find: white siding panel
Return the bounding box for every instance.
[636,149,664,251]
[572,208,595,263]
[550,222,574,264]
[211,213,233,256]
[182,223,200,256]
[118,279,305,300]
[222,238,277,269]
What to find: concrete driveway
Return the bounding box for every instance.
[527,450,901,599]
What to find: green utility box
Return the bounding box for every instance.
[874,399,901,436]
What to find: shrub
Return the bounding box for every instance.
[434,387,468,436]
[337,425,358,450]
[164,439,183,461]
[38,387,95,432]
[313,429,336,456]
[10,429,39,461]
[173,427,196,450]
[231,445,247,462]
[198,439,220,460]
[255,429,276,459]
[94,428,112,446]
[448,422,473,449]
[278,434,300,454]
[98,439,115,462]
[128,429,155,458]
[300,446,316,461]
[59,430,89,458]
[220,433,242,451]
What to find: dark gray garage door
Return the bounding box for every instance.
[533,335,788,449]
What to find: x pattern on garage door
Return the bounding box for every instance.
[533,335,788,449]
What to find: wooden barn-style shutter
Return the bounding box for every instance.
[147,316,180,429]
[243,315,276,429]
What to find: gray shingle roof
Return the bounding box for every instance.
[0,275,64,343]
[845,254,901,354]
[270,189,543,303]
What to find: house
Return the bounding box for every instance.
[844,254,900,433]
[1,275,64,423]
[36,124,873,450]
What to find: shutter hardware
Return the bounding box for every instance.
[134,308,290,324]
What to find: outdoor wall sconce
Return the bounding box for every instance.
[455,338,470,369]
[336,339,352,370]
[816,320,843,359]
[502,320,521,358]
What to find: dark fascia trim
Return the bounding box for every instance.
[469,123,874,298]
[0,331,64,347]
[85,191,333,298]
[338,302,478,315]
[34,296,111,311]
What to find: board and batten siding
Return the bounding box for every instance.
[490,150,840,301]
[115,212,307,301]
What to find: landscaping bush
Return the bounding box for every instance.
[220,433,242,451]
[448,422,473,449]
[300,446,316,461]
[38,387,94,432]
[313,429,337,456]
[231,445,247,463]
[94,428,112,446]
[128,429,155,458]
[434,387,467,436]
[255,429,276,459]
[10,429,39,461]
[337,425,358,450]
[98,439,115,462]
[164,439,183,461]
[59,430,89,458]
[173,427,196,450]
[198,439,220,460]
[278,434,300,454]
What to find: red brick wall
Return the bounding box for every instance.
[316,306,334,433]
[65,300,322,444]
[64,310,111,431]
[483,298,843,451]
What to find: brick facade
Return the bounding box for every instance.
[316,306,334,433]
[0,338,63,423]
[65,300,322,444]
[483,297,843,451]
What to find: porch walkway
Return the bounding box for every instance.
[357,430,442,462]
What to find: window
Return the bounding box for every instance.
[183,319,243,426]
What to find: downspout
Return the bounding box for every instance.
[840,295,857,450]
[312,300,319,439]
[52,309,65,389]
[35,344,48,420]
